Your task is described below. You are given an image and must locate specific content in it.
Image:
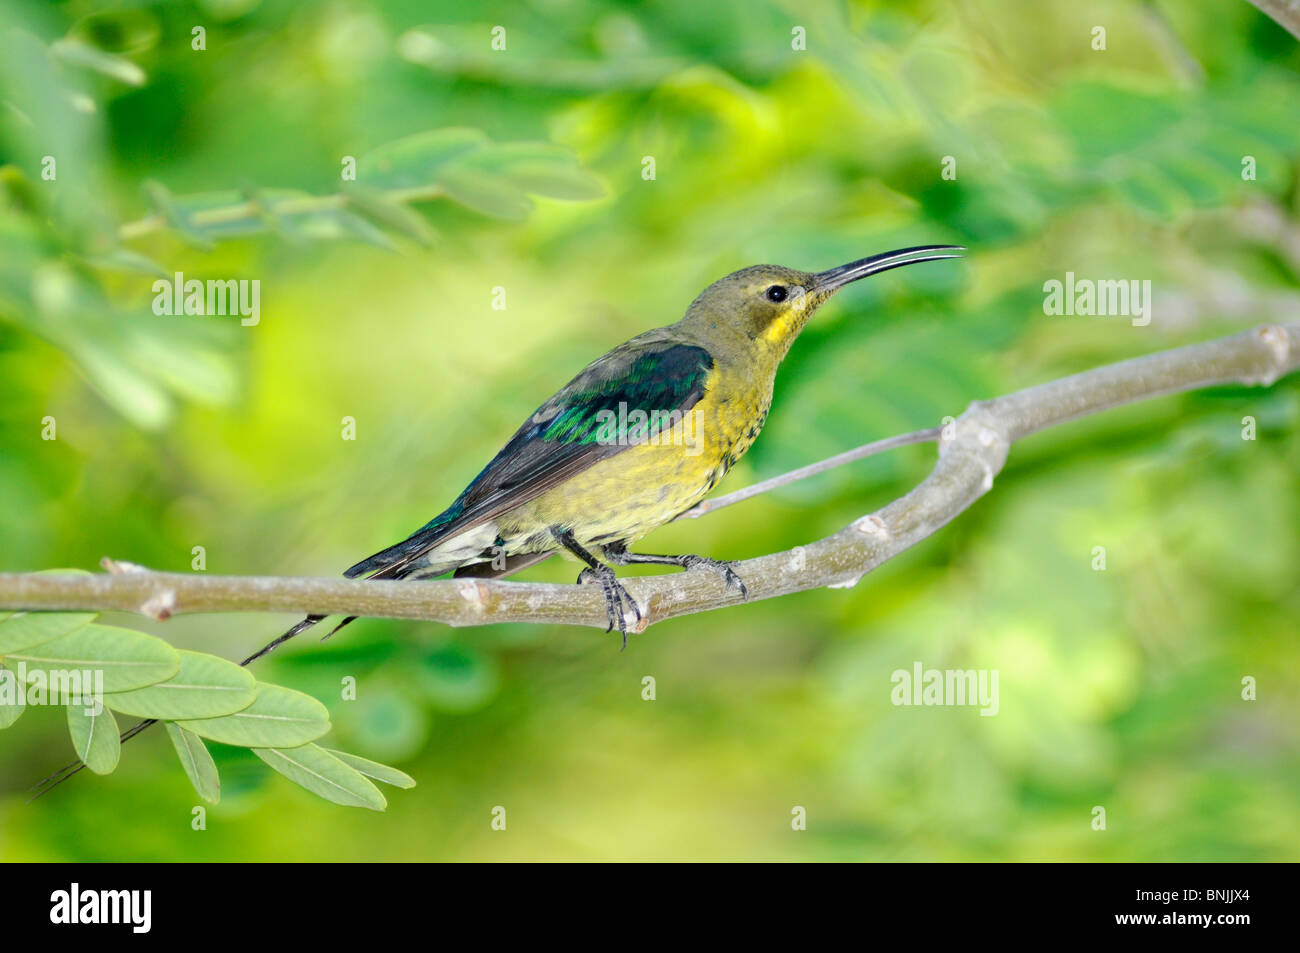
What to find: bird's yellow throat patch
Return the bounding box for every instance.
[759,298,812,353]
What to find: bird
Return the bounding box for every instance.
[249,243,962,657]
[31,243,963,799]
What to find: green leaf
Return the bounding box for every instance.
[6,624,179,693]
[176,682,330,747]
[294,208,396,249]
[137,187,398,248]
[166,187,299,239]
[66,702,120,775]
[323,748,417,789]
[66,339,174,429]
[500,158,606,200]
[254,744,386,811]
[79,248,168,277]
[142,180,215,249]
[237,182,307,242]
[435,165,532,219]
[51,37,146,86]
[344,187,435,245]
[0,610,97,654]
[103,649,256,720]
[165,722,220,804]
[356,128,489,191]
[0,665,24,729]
[468,142,606,200]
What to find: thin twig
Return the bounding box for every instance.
[675,427,941,519]
[1248,0,1300,41]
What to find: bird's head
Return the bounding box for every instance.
[679,245,963,360]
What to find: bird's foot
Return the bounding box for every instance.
[680,554,749,599]
[578,566,641,649]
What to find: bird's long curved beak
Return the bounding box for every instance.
[812,244,964,294]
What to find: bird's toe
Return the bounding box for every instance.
[725,567,749,600]
[685,555,748,600]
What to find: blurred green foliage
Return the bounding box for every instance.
[1,0,1298,860]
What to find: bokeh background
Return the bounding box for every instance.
[2,0,1298,861]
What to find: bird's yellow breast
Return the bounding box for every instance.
[499,363,772,549]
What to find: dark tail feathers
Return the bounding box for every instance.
[343,533,432,579]
[343,503,468,579]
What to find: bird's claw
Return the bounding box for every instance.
[683,555,749,599]
[578,566,641,649]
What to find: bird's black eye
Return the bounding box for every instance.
[764,285,788,303]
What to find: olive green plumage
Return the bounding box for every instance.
[261,245,962,654]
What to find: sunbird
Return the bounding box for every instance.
[255,244,962,657]
[36,244,964,796]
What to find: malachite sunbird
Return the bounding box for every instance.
[256,244,962,657]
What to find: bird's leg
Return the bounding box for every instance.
[550,528,641,647]
[604,541,749,599]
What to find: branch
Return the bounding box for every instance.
[117,183,445,243]
[111,130,604,247]
[1248,0,1300,41]
[0,323,1296,634]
